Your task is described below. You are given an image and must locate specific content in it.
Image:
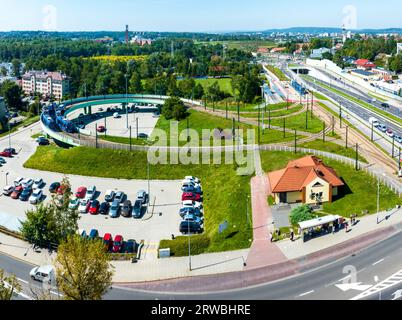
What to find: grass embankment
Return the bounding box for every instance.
[299,140,367,163]
[24,145,253,255]
[260,151,401,218]
[241,105,303,118]
[265,65,288,81]
[193,78,234,95]
[268,111,325,134]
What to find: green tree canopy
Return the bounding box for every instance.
[290,205,315,226]
[162,96,188,121]
[0,269,21,300]
[55,235,114,300]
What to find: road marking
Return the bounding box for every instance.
[336,282,373,292]
[299,290,314,297]
[372,259,385,266]
[17,278,29,285]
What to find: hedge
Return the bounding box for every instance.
[159,234,211,257]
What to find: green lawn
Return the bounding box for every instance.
[241,105,303,119]
[24,145,253,255]
[268,111,325,134]
[299,140,367,163]
[266,65,288,81]
[194,78,234,95]
[100,135,149,146]
[260,151,401,217]
[0,116,40,138]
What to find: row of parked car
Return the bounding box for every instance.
[369,117,402,143]
[69,186,149,219]
[3,177,47,204]
[179,176,204,235]
[80,229,137,254]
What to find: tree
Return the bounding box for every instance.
[289,205,315,226]
[11,59,22,77]
[162,96,188,121]
[20,177,79,247]
[178,78,195,99]
[129,71,143,94]
[55,235,114,300]
[0,80,24,111]
[0,66,7,77]
[0,269,21,300]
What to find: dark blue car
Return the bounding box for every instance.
[20,187,33,201]
[89,229,99,240]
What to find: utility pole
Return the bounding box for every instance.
[187,117,190,143]
[268,109,271,130]
[339,103,343,128]
[125,74,129,129]
[305,109,308,130]
[188,219,192,272]
[332,116,335,135]
[355,143,359,171]
[237,102,240,124]
[226,101,228,119]
[392,136,395,158]
[258,107,261,144]
[345,126,349,148]
[136,117,139,138]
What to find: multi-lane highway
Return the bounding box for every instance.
[2,230,402,300]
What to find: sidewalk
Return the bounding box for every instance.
[276,207,402,260]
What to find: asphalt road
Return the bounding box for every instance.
[4,229,401,300]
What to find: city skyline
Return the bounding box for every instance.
[0,0,401,33]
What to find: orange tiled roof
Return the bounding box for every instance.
[268,156,344,193]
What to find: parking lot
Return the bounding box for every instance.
[66,103,160,139]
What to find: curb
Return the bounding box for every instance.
[114,223,401,293]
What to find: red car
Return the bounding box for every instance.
[0,151,12,158]
[103,233,113,252]
[182,192,202,202]
[88,200,100,215]
[57,185,69,195]
[11,186,24,199]
[75,187,87,199]
[97,125,106,133]
[112,235,124,253]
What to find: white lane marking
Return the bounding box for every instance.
[372,259,385,266]
[299,290,314,297]
[17,278,29,285]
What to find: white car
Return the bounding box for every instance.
[182,200,203,211]
[14,177,24,187]
[85,186,97,201]
[33,178,44,190]
[184,176,201,184]
[3,185,14,196]
[113,112,120,119]
[69,197,80,210]
[29,189,43,204]
[21,178,34,189]
[79,199,89,213]
[30,265,55,284]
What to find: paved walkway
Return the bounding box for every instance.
[245,175,288,269]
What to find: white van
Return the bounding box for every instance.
[30,265,56,284]
[3,185,14,196]
[369,117,380,127]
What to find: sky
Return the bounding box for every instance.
[0,0,401,32]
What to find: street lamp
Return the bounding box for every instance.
[5,172,9,186]
[125,74,129,129]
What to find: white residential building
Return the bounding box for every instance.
[397,43,402,55]
[21,70,70,100]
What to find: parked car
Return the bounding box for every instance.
[132,200,143,219]
[99,202,110,215]
[20,187,33,201]
[75,186,87,199]
[182,185,202,194]
[11,186,24,199]
[109,200,121,218]
[103,233,113,252]
[0,157,6,164]
[88,229,99,240]
[377,124,387,132]
[179,221,202,234]
[88,200,100,215]
[78,199,90,214]
[14,177,24,187]
[33,178,44,190]
[381,103,390,108]
[49,182,61,193]
[3,185,14,196]
[57,184,69,195]
[182,192,202,202]
[179,207,203,218]
[182,214,203,225]
[113,112,120,119]
[112,235,124,253]
[123,240,136,254]
[3,148,16,155]
[69,197,80,210]
[114,191,126,204]
[182,200,203,211]
[138,133,148,139]
[0,151,12,158]
[38,137,50,145]
[21,178,34,189]
[136,190,148,205]
[395,135,402,144]
[184,176,201,184]
[121,200,132,218]
[29,189,43,204]
[97,125,106,133]
[104,190,115,202]
[85,186,97,201]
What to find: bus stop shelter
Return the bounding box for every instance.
[299,215,341,242]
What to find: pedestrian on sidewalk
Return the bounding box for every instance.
[290,229,294,242]
[270,231,274,242]
[345,222,349,233]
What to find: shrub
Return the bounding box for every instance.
[290,204,315,225]
[159,234,210,257]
